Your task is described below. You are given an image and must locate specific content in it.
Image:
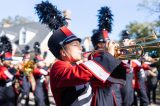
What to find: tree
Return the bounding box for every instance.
[138,0,160,36]
[14,15,33,25]
[138,0,160,14]
[0,15,34,28]
[125,21,156,39]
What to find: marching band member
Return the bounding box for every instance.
[90,6,128,106]
[33,42,49,106]
[142,55,158,104]
[131,58,149,106]
[0,36,17,106]
[48,26,127,106]
[17,45,34,106]
[120,30,134,106]
[48,24,127,106]
[91,29,127,106]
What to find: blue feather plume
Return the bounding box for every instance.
[97,6,113,33]
[35,1,66,31]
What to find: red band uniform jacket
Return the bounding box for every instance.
[50,52,126,106]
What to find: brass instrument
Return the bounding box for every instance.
[22,60,35,76]
[115,45,143,60]
[116,32,160,59]
[22,60,36,91]
[133,32,158,43]
[83,32,160,60]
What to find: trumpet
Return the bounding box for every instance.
[83,33,160,60]
[133,31,158,43]
[117,37,160,59]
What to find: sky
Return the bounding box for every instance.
[0,0,158,41]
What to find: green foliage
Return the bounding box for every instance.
[126,21,156,39]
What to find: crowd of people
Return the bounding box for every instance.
[0,30,159,106]
[0,1,160,106]
[0,37,51,106]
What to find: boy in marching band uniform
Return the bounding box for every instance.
[91,29,125,106]
[90,6,129,106]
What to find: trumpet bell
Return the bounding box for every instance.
[135,32,158,43]
[23,60,35,76]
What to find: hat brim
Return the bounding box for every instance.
[4,58,12,60]
[63,36,81,45]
